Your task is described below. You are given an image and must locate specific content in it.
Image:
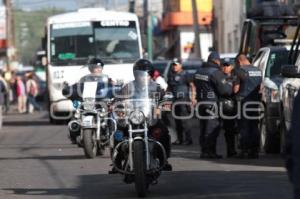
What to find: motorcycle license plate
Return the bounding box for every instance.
[82,116,94,127]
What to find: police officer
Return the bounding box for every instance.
[63,58,112,100]
[167,60,196,145]
[220,60,238,158]
[233,54,262,159]
[194,52,232,159]
[80,57,109,82]
[62,58,112,144]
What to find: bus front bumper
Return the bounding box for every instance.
[49,99,74,119]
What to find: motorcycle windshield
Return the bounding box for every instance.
[120,70,154,119]
[81,74,112,100]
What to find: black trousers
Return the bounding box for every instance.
[199,118,220,154]
[174,103,192,142]
[238,117,260,152]
[238,101,260,152]
[149,120,171,158]
[223,118,237,155]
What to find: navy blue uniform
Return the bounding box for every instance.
[222,73,238,157]
[194,62,232,155]
[234,65,262,156]
[168,70,194,144]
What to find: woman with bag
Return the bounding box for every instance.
[26,73,41,113]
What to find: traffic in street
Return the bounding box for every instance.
[0,0,299,198]
[0,110,292,199]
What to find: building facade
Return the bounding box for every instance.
[161,0,213,60]
[213,0,246,54]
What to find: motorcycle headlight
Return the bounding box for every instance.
[99,108,106,117]
[129,110,145,125]
[83,98,95,110]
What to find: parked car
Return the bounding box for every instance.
[252,46,289,153]
[281,53,300,152]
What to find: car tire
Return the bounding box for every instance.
[280,120,287,155]
[260,117,280,154]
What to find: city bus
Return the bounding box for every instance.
[44,8,143,123]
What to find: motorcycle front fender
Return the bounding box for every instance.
[81,115,95,128]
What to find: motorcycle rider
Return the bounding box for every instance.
[79,57,110,83]
[110,59,172,173]
[62,57,113,143]
[63,57,113,100]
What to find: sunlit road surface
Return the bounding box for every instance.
[0,110,293,199]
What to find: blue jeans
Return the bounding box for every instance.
[26,95,41,112]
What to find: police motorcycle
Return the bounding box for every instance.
[110,68,168,197]
[64,75,115,159]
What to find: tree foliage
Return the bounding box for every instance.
[14,8,65,65]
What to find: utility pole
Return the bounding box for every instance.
[191,0,202,59]
[5,0,15,71]
[145,0,153,61]
[147,13,153,61]
[143,0,148,32]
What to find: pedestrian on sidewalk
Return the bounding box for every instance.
[16,75,27,113]
[0,71,9,114]
[26,73,41,113]
[0,74,7,128]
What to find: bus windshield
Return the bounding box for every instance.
[50,21,140,66]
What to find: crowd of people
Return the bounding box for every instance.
[0,71,42,117]
[73,53,262,161]
[151,52,262,159]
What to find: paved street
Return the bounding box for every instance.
[0,110,293,199]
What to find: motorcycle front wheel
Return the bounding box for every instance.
[83,129,97,159]
[133,140,148,197]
